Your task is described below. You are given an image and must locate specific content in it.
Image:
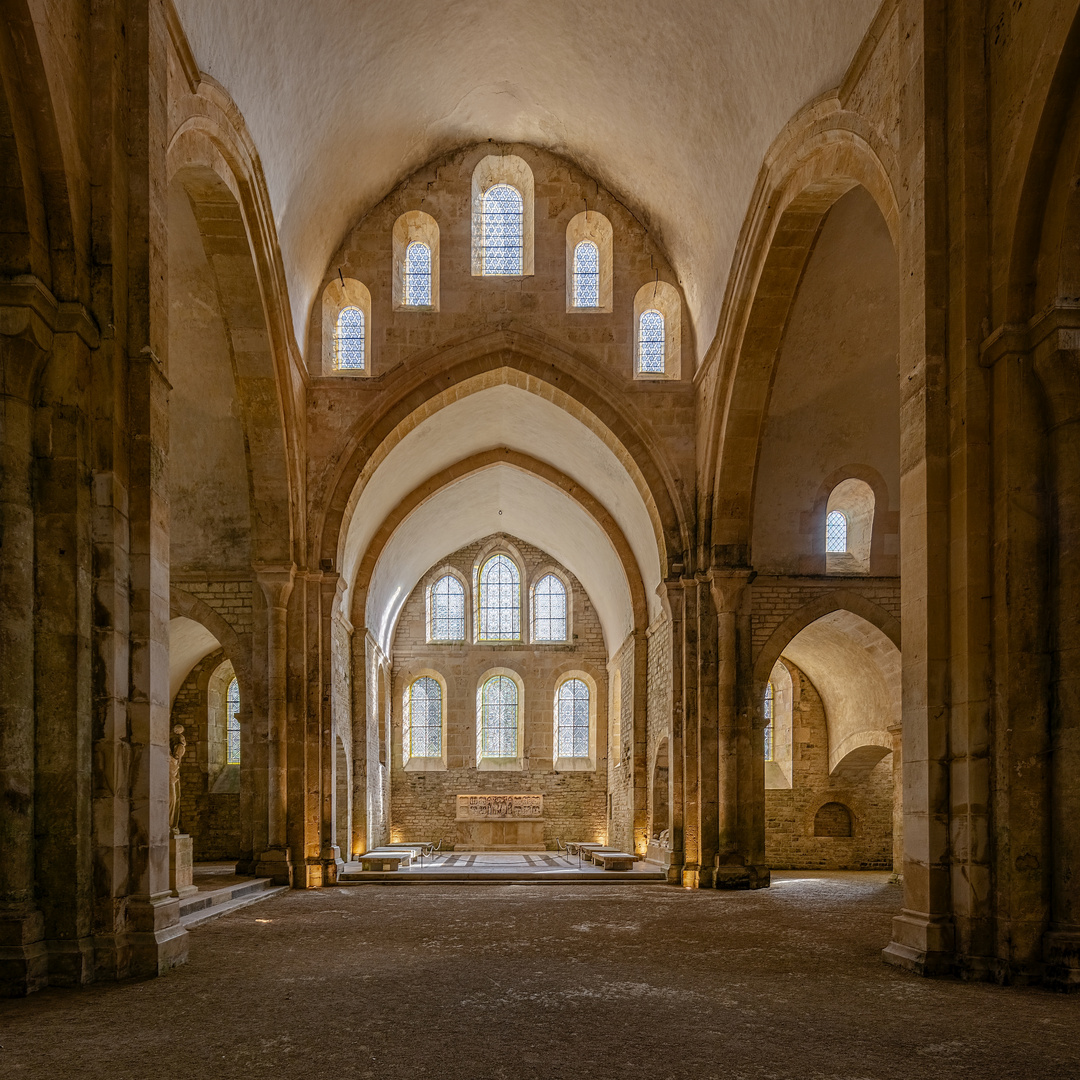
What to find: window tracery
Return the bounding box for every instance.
[478,554,520,640]
[638,309,665,374]
[572,240,600,307]
[480,184,524,275]
[555,678,590,759]
[404,241,432,306]
[227,677,241,765]
[532,573,567,642]
[335,305,365,370]
[430,574,465,640]
[478,675,519,759]
[403,675,443,760]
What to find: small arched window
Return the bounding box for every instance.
[638,309,665,374]
[532,573,567,642]
[227,677,241,764]
[763,681,774,763]
[555,678,590,759]
[611,667,622,766]
[336,306,365,370]
[572,240,600,307]
[480,184,524,275]
[478,555,520,640]
[403,241,432,306]
[479,675,518,759]
[404,676,442,760]
[430,574,465,641]
[826,510,848,553]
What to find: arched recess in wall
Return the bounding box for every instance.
[704,111,900,563]
[167,92,301,568]
[315,351,685,628]
[755,596,900,778]
[0,1,75,292]
[650,737,670,839]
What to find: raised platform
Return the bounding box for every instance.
[179,863,288,927]
[336,851,666,885]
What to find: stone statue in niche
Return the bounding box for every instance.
[169,724,186,836]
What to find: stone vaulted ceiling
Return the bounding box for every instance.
[172,0,881,362]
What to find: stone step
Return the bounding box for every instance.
[179,878,288,928]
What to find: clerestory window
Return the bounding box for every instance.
[477,554,520,640]
[430,574,465,641]
[638,309,665,374]
[480,184,524,275]
[532,573,567,642]
[227,677,241,764]
[826,510,848,553]
[403,241,432,306]
[403,676,443,760]
[335,306,365,370]
[572,240,600,307]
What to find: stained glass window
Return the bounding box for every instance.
[227,677,241,764]
[556,678,590,758]
[478,554,520,640]
[826,510,848,553]
[532,574,567,641]
[404,241,432,306]
[638,309,665,373]
[763,681,774,763]
[404,676,442,759]
[336,305,365,370]
[430,574,465,640]
[573,240,600,307]
[480,184,523,275]
[479,675,518,759]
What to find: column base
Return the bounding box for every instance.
[1043,926,1080,991]
[320,845,344,885]
[0,908,48,997]
[169,834,198,899]
[882,911,955,976]
[713,863,771,890]
[94,893,187,983]
[255,848,293,886]
[45,936,96,988]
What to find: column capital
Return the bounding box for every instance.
[709,567,755,614]
[254,563,296,609]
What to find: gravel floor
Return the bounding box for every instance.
[2,872,1078,1079]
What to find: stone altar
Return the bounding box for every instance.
[455,793,545,850]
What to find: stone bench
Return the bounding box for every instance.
[592,851,637,871]
[359,850,412,872]
[566,842,606,857]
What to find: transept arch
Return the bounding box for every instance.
[701,107,900,563]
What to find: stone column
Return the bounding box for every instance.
[0,314,48,996]
[1035,342,1080,988]
[318,573,343,882]
[255,565,295,885]
[713,571,768,889]
[888,724,903,878]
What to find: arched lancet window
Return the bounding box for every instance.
[403,241,432,306]
[763,681,774,763]
[479,675,518,759]
[335,305,365,370]
[555,678,590,759]
[430,574,465,640]
[227,677,241,765]
[478,555,520,640]
[572,240,600,307]
[638,309,665,373]
[480,184,523,275]
[404,676,442,759]
[532,574,567,642]
[826,510,848,553]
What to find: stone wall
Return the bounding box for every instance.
[645,615,673,840]
[765,660,892,870]
[388,534,608,848]
[605,634,636,853]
